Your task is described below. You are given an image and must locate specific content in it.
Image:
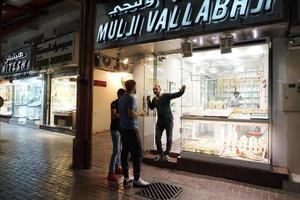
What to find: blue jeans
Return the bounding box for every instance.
[109,130,121,172]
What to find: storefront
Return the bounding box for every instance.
[0,45,45,127]
[36,32,79,132]
[95,0,291,187]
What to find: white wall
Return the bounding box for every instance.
[92,70,131,133]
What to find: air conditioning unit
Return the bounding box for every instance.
[94,53,115,71]
[94,53,132,72]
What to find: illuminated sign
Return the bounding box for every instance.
[0,46,32,75]
[97,0,277,44]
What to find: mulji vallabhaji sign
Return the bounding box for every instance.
[96,0,284,48]
[0,46,32,75]
[36,32,79,69]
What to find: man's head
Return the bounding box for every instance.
[153,85,161,97]
[117,88,126,99]
[125,80,136,94]
[234,91,240,98]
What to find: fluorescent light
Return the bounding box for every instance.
[253,29,258,39]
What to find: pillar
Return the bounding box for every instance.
[72,0,96,169]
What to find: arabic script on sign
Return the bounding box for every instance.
[109,0,159,16]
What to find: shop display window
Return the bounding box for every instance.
[181,44,269,120]
[13,76,44,122]
[50,76,77,127]
[180,44,271,164]
[0,81,13,116]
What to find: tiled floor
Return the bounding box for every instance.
[0,123,299,200]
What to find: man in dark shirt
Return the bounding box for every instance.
[107,88,126,182]
[148,84,186,161]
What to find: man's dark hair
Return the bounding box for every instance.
[125,80,136,92]
[117,88,126,97]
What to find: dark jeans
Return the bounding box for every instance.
[120,129,143,181]
[109,130,121,172]
[155,120,174,156]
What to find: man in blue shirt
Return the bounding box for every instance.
[119,80,150,188]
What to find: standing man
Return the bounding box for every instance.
[119,80,150,188]
[148,85,186,161]
[107,88,126,182]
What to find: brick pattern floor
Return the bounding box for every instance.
[0,123,300,200]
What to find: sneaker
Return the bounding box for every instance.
[165,155,170,161]
[133,178,150,188]
[154,155,164,162]
[115,167,123,175]
[107,172,118,182]
[123,176,134,186]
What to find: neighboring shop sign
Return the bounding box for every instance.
[96,0,285,49]
[36,33,79,69]
[0,46,32,75]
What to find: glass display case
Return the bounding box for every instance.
[181,118,270,169]
[50,75,77,128]
[13,76,44,123]
[180,44,271,169]
[0,81,13,116]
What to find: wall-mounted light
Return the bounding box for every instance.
[123,58,129,64]
[220,35,233,54]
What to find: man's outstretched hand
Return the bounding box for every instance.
[180,85,186,93]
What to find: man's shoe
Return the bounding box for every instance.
[123,176,134,186]
[107,172,118,182]
[133,178,150,188]
[154,155,164,162]
[115,167,123,175]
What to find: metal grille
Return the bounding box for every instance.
[136,182,183,200]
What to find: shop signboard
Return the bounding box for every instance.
[36,32,79,70]
[95,0,286,49]
[0,45,32,75]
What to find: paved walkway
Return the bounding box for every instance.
[0,123,299,200]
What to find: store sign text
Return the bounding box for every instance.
[1,51,30,75]
[97,0,276,43]
[36,33,77,69]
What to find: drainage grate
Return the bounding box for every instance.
[136,182,183,200]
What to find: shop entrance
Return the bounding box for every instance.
[99,39,271,169]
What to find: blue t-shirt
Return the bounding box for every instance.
[118,94,138,129]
